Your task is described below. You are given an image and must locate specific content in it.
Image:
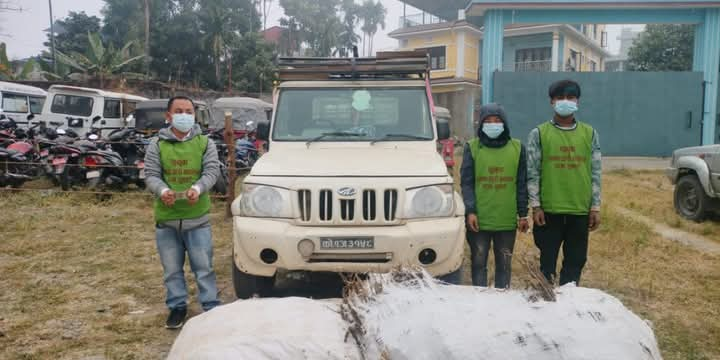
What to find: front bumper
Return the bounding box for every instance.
[232,216,466,277]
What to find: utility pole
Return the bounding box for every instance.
[48,0,57,73]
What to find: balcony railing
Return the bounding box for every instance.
[398,13,446,29]
[502,60,553,72]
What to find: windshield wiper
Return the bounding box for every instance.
[370,134,432,145]
[306,131,368,148]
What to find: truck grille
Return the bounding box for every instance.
[297,188,399,225]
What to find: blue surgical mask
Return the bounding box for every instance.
[554,100,578,117]
[482,123,504,139]
[171,113,195,133]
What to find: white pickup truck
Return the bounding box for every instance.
[230,52,465,298]
[667,144,720,221]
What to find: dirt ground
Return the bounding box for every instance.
[1,170,719,359]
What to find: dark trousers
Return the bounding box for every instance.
[467,230,516,288]
[533,213,589,286]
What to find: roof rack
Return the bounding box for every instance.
[276,50,430,81]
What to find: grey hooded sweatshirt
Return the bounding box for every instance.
[144,124,220,229]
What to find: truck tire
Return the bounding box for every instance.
[674,175,711,222]
[437,265,464,285]
[232,258,274,299]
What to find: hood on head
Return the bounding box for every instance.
[477,103,510,139]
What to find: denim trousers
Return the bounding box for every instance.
[467,230,517,288]
[155,223,220,311]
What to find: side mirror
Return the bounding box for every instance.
[257,120,270,141]
[437,119,450,140]
[27,114,35,121]
[92,116,102,124]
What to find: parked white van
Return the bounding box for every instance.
[0,81,47,127]
[41,85,147,136]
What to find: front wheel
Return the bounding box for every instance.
[232,257,275,299]
[674,175,711,222]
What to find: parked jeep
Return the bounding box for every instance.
[666,145,720,221]
[229,51,465,298]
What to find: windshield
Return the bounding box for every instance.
[273,88,433,141]
[51,94,94,117]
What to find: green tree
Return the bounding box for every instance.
[336,0,360,57]
[0,43,38,81]
[359,0,386,56]
[43,11,102,55]
[230,33,275,93]
[628,24,694,71]
[57,32,145,87]
[279,0,344,57]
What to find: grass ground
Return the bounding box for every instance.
[0,170,718,359]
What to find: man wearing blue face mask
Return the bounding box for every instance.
[461,103,529,288]
[527,79,602,286]
[144,96,221,329]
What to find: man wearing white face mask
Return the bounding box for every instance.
[527,80,602,287]
[461,103,528,288]
[144,96,221,329]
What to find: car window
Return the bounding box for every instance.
[50,94,94,117]
[104,99,121,118]
[1,93,29,113]
[29,96,45,114]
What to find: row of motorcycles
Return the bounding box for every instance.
[0,113,259,193]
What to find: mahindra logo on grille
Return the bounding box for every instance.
[337,187,357,197]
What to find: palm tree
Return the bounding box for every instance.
[359,0,386,56]
[57,32,145,87]
[335,0,360,57]
[198,1,238,85]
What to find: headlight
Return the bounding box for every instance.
[233,184,293,218]
[403,184,454,219]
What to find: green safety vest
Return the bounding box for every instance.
[154,135,211,222]
[538,121,593,215]
[469,138,521,231]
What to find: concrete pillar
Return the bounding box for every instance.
[701,9,720,145]
[457,31,466,78]
[481,9,504,105]
[551,31,560,71]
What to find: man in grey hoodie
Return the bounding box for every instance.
[461,103,529,288]
[144,96,220,329]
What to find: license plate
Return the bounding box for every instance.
[320,237,374,250]
[139,169,145,179]
[52,157,67,165]
[86,170,101,179]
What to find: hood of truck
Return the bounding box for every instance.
[252,147,449,177]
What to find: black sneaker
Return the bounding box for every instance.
[165,308,187,329]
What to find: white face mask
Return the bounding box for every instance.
[171,113,195,133]
[554,100,578,117]
[482,123,504,139]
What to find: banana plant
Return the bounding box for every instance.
[57,32,145,87]
[0,43,39,81]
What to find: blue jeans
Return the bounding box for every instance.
[155,224,220,311]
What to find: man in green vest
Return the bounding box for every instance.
[144,96,221,329]
[461,103,529,288]
[527,80,602,286]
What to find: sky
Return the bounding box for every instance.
[0,0,634,60]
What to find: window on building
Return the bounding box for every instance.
[515,47,551,71]
[567,49,580,72]
[592,25,598,40]
[418,46,446,70]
